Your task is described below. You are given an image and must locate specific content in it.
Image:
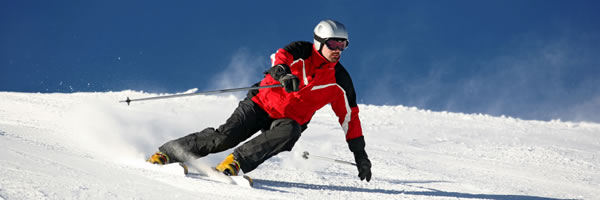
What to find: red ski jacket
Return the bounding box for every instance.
[251,41,363,141]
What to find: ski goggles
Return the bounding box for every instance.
[324,38,348,51]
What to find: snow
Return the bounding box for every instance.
[0,91,598,200]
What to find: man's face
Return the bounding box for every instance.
[321,38,347,63]
[322,43,342,63]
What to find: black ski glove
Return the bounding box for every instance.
[268,64,299,92]
[347,136,372,182]
[279,74,299,92]
[268,64,292,80]
[354,150,372,182]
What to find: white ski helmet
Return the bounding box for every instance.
[313,19,349,51]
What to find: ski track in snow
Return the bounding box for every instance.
[0,91,598,200]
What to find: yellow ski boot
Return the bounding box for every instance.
[216,154,240,176]
[147,152,170,165]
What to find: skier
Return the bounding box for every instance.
[148,19,372,182]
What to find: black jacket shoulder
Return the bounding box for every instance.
[283,41,313,60]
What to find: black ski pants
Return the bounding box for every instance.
[158,98,306,173]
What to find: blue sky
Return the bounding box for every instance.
[2,1,599,122]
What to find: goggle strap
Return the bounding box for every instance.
[314,33,327,43]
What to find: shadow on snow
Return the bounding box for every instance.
[253,179,574,200]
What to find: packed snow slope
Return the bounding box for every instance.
[1,91,599,200]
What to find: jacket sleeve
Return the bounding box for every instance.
[270,41,313,67]
[331,63,363,141]
[271,48,293,67]
[331,100,363,140]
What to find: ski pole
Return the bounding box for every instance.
[120,84,283,105]
[302,151,356,166]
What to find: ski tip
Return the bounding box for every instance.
[179,163,189,175]
[243,175,254,187]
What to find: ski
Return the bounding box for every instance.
[150,162,253,187]
[180,161,253,188]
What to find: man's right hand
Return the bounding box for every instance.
[279,74,299,92]
[354,150,372,182]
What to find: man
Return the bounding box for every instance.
[148,19,372,182]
